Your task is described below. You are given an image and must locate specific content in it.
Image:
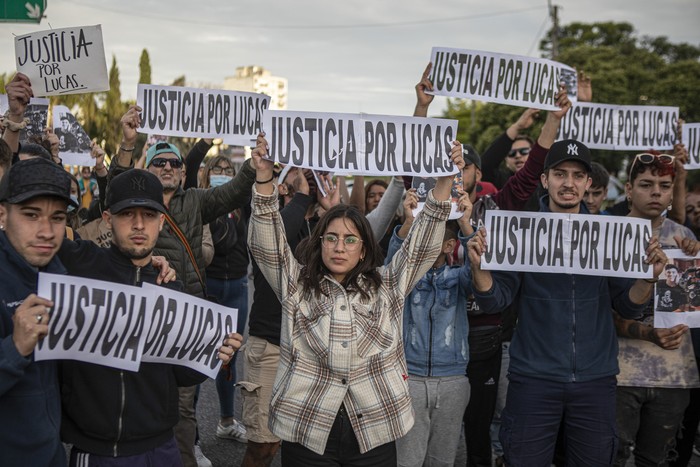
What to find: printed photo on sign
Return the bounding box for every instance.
[15,25,109,96]
[683,123,700,170]
[653,249,700,328]
[263,110,459,177]
[136,84,270,146]
[557,102,678,150]
[19,98,50,144]
[482,210,652,278]
[411,174,463,220]
[53,105,94,166]
[427,47,577,111]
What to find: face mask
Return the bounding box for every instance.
[68,194,79,212]
[210,175,232,187]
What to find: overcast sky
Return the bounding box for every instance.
[1,0,698,117]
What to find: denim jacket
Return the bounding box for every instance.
[386,226,471,377]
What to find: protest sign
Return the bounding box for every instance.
[653,249,700,328]
[557,102,678,150]
[1,94,51,144]
[34,274,238,377]
[53,105,93,166]
[35,273,149,372]
[427,47,577,111]
[140,283,237,379]
[15,25,109,96]
[683,123,700,170]
[481,210,652,278]
[263,110,459,177]
[136,84,270,146]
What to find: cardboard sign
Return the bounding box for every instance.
[34,274,238,378]
[15,25,109,96]
[683,123,700,170]
[263,110,459,176]
[427,47,577,111]
[53,105,93,166]
[481,211,652,278]
[653,249,700,328]
[136,84,270,146]
[557,102,679,150]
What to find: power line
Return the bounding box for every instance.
[527,13,551,57]
[63,1,547,30]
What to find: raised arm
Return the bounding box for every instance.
[2,73,32,155]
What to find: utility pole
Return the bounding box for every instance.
[548,0,560,60]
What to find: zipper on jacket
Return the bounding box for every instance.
[571,276,577,382]
[114,371,126,456]
[135,266,141,285]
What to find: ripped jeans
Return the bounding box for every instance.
[615,386,690,467]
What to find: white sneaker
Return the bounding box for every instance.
[216,419,248,443]
[194,443,213,467]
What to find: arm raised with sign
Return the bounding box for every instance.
[2,73,33,155]
[627,237,669,305]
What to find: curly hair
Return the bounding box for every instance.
[628,151,675,185]
[297,204,383,299]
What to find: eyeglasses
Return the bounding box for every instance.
[320,234,363,250]
[211,166,234,175]
[150,158,184,169]
[630,153,674,173]
[507,147,531,158]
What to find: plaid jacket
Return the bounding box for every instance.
[248,185,451,454]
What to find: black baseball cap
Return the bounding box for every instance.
[106,170,167,214]
[462,144,481,170]
[0,158,78,208]
[544,139,592,172]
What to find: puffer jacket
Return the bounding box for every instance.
[109,159,255,297]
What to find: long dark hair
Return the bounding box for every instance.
[298,204,383,299]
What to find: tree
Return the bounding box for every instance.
[103,55,126,157]
[139,49,152,85]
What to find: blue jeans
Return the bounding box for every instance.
[615,386,690,467]
[500,373,617,467]
[207,275,249,419]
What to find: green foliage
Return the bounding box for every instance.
[139,49,152,85]
[444,21,700,176]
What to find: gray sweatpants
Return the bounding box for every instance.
[396,374,471,467]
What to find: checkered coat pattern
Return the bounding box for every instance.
[248,185,451,454]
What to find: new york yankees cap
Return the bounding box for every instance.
[543,139,592,172]
[106,169,167,214]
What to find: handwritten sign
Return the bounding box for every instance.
[15,25,109,96]
[557,102,678,150]
[482,211,652,278]
[427,47,577,111]
[136,84,270,146]
[263,110,459,177]
[35,274,238,378]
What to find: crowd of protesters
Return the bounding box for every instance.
[0,59,699,467]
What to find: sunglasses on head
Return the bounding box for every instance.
[507,147,531,158]
[630,153,674,172]
[150,157,184,169]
